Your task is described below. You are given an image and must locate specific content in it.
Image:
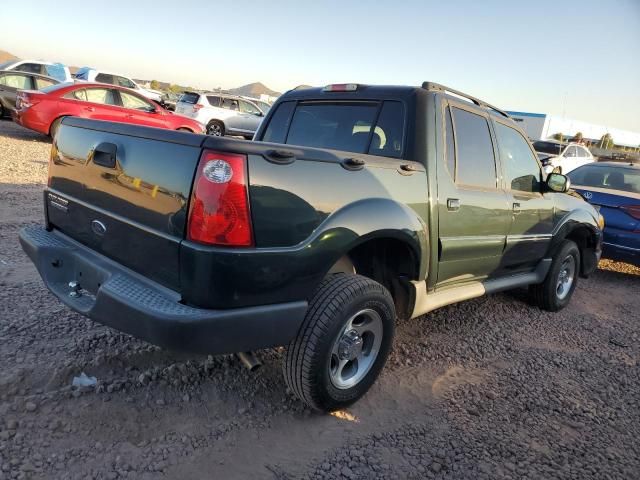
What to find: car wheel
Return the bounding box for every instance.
[49,117,66,139]
[530,240,580,312]
[283,273,395,412]
[0,103,4,119]
[206,120,224,137]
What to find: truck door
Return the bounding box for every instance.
[492,119,553,268]
[436,102,512,286]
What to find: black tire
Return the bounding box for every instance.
[49,117,65,139]
[206,120,224,137]
[283,273,395,412]
[530,240,580,312]
[0,102,5,119]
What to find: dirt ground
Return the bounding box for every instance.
[1,119,639,480]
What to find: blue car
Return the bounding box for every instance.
[568,162,640,266]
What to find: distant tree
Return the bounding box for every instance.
[150,80,160,90]
[572,132,584,143]
[552,132,563,141]
[599,133,614,149]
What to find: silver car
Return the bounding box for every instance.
[175,92,266,139]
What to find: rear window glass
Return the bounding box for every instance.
[263,101,405,158]
[568,165,640,194]
[206,95,221,106]
[179,92,200,104]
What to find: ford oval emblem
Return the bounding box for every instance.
[91,220,107,236]
[583,191,593,200]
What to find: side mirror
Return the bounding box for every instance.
[546,172,570,193]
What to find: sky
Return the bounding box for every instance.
[1,0,639,132]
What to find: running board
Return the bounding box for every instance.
[410,259,551,319]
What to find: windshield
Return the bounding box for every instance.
[256,101,271,113]
[568,165,640,194]
[532,141,564,155]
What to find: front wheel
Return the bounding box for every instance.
[530,240,580,311]
[283,273,395,412]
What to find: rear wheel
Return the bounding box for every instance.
[206,120,224,137]
[530,240,580,312]
[283,273,395,412]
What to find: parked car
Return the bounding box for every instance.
[533,140,594,174]
[12,82,204,137]
[242,96,272,114]
[160,91,180,111]
[568,162,640,266]
[175,92,265,139]
[19,82,603,412]
[0,71,60,118]
[0,59,72,82]
[74,67,164,103]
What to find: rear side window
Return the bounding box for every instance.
[66,89,88,101]
[206,95,221,106]
[85,88,117,105]
[95,73,115,84]
[35,77,57,90]
[221,97,239,110]
[179,92,200,104]
[451,107,496,188]
[263,101,405,158]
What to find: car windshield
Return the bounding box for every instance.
[532,141,564,155]
[568,165,640,194]
[256,101,271,113]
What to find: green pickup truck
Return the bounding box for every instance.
[20,82,603,411]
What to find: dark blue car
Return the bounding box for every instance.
[568,162,640,266]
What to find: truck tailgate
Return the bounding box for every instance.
[46,118,205,290]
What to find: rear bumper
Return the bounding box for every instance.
[19,226,308,354]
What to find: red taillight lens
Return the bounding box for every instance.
[322,83,358,92]
[193,104,204,112]
[620,204,640,220]
[187,151,253,247]
[17,92,41,110]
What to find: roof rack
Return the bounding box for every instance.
[422,82,510,119]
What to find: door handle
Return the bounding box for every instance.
[513,202,521,213]
[447,198,460,211]
[92,142,117,168]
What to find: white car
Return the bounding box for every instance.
[0,59,72,83]
[175,92,265,139]
[74,67,163,102]
[533,141,595,174]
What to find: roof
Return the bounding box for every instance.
[281,84,418,101]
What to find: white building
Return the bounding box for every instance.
[506,111,640,148]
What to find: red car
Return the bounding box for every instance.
[13,82,205,136]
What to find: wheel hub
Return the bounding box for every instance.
[337,330,363,361]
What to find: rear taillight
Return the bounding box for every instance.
[187,150,253,247]
[16,92,41,110]
[192,104,204,112]
[620,204,640,221]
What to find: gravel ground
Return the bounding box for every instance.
[1,119,639,480]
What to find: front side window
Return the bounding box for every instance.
[239,100,261,115]
[35,77,57,90]
[495,122,541,193]
[85,88,117,105]
[120,91,153,110]
[0,74,32,90]
[451,107,496,188]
